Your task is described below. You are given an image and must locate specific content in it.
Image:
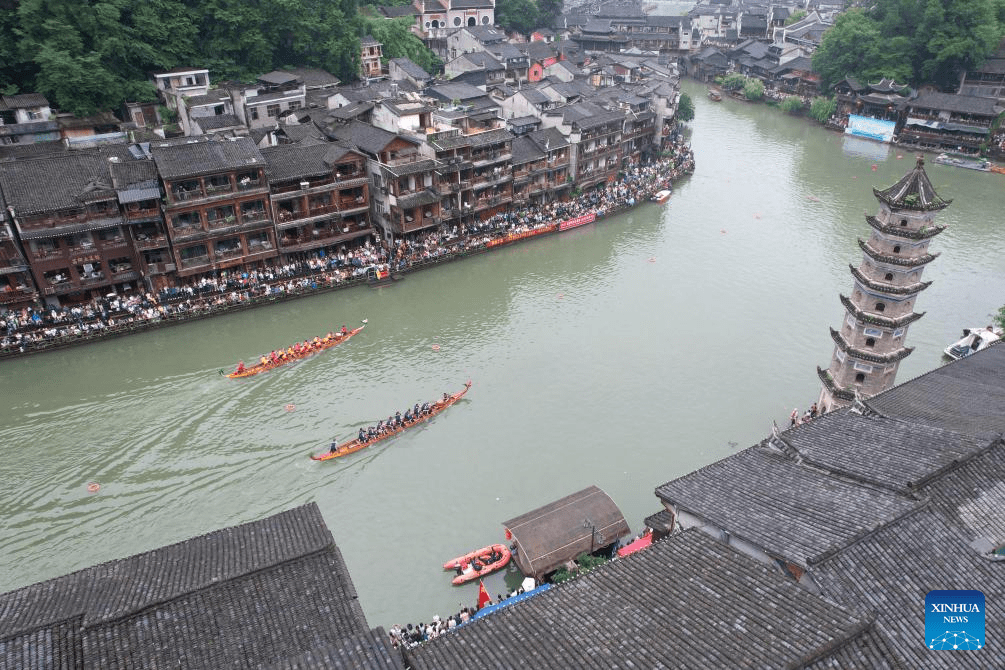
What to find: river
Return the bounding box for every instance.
[2,79,1003,627]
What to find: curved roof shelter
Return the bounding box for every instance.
[502,485,630,578]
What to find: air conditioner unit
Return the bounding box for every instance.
[300,181,310,190]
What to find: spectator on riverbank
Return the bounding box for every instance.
[0,146,694,357]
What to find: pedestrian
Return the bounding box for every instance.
[790,408,798,427]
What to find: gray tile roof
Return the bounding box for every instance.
[426,82,488,102]
[0,504,394,669]
[528,127,569,152]
[778,409,997,493]
[261,142,354,182]
[0,152,116,215]
[195,113,242,131]
[655,446,921,568]
[285,67,341,89]
[803,626,904,670]
[429,127,512,151]
[267,628,406,669]
[0,93,49,109]
[812,508,1005,669]
[406,529,897,669]
[151,137,265,180]
[108,157,158,189]
[907,92,1000,117]
[329,120,407,156]
[867,344,1005,434]
[923,442,1005,547]
[390,57,431,81]
[510,135,545,165]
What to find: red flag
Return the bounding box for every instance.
[504,528,512,540]
[477,580,492,609]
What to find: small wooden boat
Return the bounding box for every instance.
[311,381,472,461]
[444,543,511,585]
[708,88,722,102]
[228,325,365,378]
[651,189,672,204]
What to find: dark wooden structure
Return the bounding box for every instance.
[502,485,629,579]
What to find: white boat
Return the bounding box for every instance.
[944,326,1001,360]
[651,189,672,204]
[933,153,991,172]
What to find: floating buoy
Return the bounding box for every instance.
[871,164,878,171]
[720,229,727,234]
[87,482,100,493]
[431,344,441,351]
[557,293,564,299]
[648,257,656,263]
[897,154,904,159]
[285,403,296,412]
[753,213,761,219]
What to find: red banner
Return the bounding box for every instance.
[558,212,596,231]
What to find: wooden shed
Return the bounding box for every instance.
[502,485,630,579]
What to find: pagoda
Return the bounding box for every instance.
[818,156,950,412]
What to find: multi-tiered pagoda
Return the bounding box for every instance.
[818,157,950,412]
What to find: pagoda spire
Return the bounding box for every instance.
[818,156,949,412]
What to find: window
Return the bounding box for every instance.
[865,337,876,347]
[250,108,259,121]
[289,100,302,111]
[884,272,894,281]
[900,218,907,226]
[863,327,882,337]
[267,104,281,117]
[454,16,461,26]
[875,302,885,312]
[892,245,901,253]
[855,373,866,383]
[482,15,489,24]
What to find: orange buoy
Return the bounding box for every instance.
[557,293,564,299]
[285,403,296,412]
[87,482,100,493]
[432,344,441,351]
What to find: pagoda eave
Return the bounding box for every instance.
[864,215,946,240]
[858,239,938,267]
[829,328,915,364]
[817,366,856,401]
[849,265,932,296]
[873,189,951,212]
[840,294,925,328]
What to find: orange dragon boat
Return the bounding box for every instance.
[311,381,472,461]
[228,324,365,379]
[443,543,511,585]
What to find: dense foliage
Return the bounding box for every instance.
[994,305,1005,332]
[742,78,765,100]
[813,0,1005,91]
[676,92,694,123]
[716,73,747,91]
[495,0,562,37]
[359,15,442,75]
[808,96,837,123]
[779,96,804,113]
[0,0,437,116]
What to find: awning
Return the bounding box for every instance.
[905,117,942,129]
[117,186,161,204]
[617,533,653,558]
[19,216,127,240]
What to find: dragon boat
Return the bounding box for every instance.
[311,381,472,461]
[227,324,365,378]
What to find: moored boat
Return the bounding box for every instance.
[708,88,722,102]
[311,381,472,461]
[651,189,672,204]
[228,324,365,378]
[933,153,991,172]
[444,543,511,585]
[944,326,1001,360]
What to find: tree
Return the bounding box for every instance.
[358,16,441,76]
[809,96,837,123]
[716,72,746,91]
[743,78,764,100]
[676,92,694,123]
[785,10,807,26]
[994,305,1005,332]
[780,96,804,113]
[495,0,540,36]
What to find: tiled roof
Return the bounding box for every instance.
[872,156,951,211]
[803,626,904,670]
[0,152,116,215]
[528,127,568,152]
[426,82,488,102]
[0,93,49,109]
[329,120,405,156]
[108,157,158,189]
[284,67,341,89]
[813,508,1005,669]
[923,441,1005,547]
[267,628,406,670]
[655,445,921,568]
[151,137,266,180]
[459,52,504,71]
[390,57,431,81]
[511,135,545,165]
[778,409,997,493]
[430,127,512,151]
[261,142,354,182]
[867,344,1005,434]
[195,113,242,131]
[907,91,1000,116]
[406,530,897,669]
[0,504,393,669]
[277,122,327,144]
[380,4,417,17]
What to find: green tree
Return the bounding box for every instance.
[809,96,837,123]
[743,78,764,100]
[537,0,563,30]
[780,96,804,113]
[993,305,1005,332]
[496,0,540,36]
[716,72,747,91]
[676,92,694,123]
[785,10,807,26]
[358,15,441,76]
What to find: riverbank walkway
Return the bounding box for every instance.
[1,144,694,359]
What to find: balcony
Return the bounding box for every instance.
[124,206,161,222]
[277,224,370,253]
[179,255,212,270]
[337,196,369,214]
[145,261,176,275]
[237,178,263,191]
[0,286,37,304]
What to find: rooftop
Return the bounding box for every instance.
[151,137,266,180]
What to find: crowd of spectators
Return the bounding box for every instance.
[1,144,694,356]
